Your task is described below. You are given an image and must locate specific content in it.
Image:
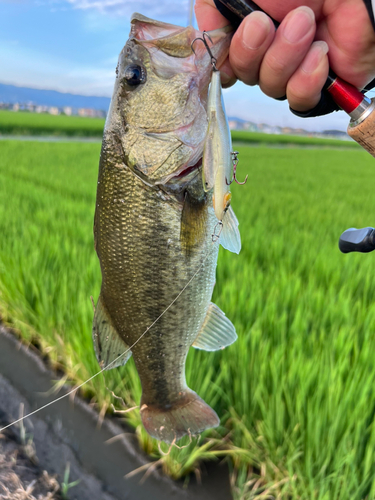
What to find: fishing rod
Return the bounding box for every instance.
[188,0,194,27]
[213,0,375,158]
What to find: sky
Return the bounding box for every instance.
[0,0,366,132]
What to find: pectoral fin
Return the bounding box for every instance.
[180,191,208,255]
[220,206,241,254]
[92,295,132,370]
[192,302,237,351]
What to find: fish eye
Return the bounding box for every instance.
[123,64,146,86]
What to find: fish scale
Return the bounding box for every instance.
[95,143,219,404]
[92,13,238,443]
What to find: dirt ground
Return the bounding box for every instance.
[0,423,62,500]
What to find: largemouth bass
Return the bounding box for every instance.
[93,13,240,443]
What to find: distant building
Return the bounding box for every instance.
[228,119,260,132]
[281,127,293,135]
[0,102,13,110]
[228,120,239,130]
[78,108,93,117]
[35,105,49,113]
[244,122,259,132]
[0,100,108,119]
[77,107,106,118]
[1,101,337,138]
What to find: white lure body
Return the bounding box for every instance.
[202,69,233,221]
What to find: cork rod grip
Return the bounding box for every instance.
[347,100,375,158]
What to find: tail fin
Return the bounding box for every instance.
[140,389,219,443]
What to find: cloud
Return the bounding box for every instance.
[65,0,190,19]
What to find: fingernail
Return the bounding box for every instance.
[283,6,314,44]
[301,41,329,73]
[243,11,271,50]
[220,71,237,88]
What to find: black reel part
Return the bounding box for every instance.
[339,227,375,254]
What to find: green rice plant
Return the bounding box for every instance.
[1,139,375,498]
[61,462,80,499]
[231,129,360,149]
[0,110,360,149]
[0,110,105,137]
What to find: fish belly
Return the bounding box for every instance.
[94,157,220,441]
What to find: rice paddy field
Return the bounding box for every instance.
[1,135,375,499]
[0,110,105,137]
[0,110,361,148]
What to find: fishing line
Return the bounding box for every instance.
[0,235,220,434]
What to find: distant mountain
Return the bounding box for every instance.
[227,116,249,123]
[0,83,111,111]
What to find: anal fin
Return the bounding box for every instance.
[192,302,237,351]
[220,206,241,254]
[92,295,132,370]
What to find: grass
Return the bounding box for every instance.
[1,139,375,498]
[0,110,361,149]
[0,110,105,137]
[231,130,360,149]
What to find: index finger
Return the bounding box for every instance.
[194,0,229,31]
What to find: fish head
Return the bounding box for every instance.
[105,13,232,185]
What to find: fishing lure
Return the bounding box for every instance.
[193,34,247,213]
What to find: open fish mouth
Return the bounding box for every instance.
[157,109,208,184]
[112,15,233,186]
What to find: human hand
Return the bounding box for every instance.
[195,0,375,113]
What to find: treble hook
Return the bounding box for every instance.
[191,31,218,71]
[212,221,223,242]
[226,151,248,186]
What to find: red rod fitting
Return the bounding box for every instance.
[327,77,365,114]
